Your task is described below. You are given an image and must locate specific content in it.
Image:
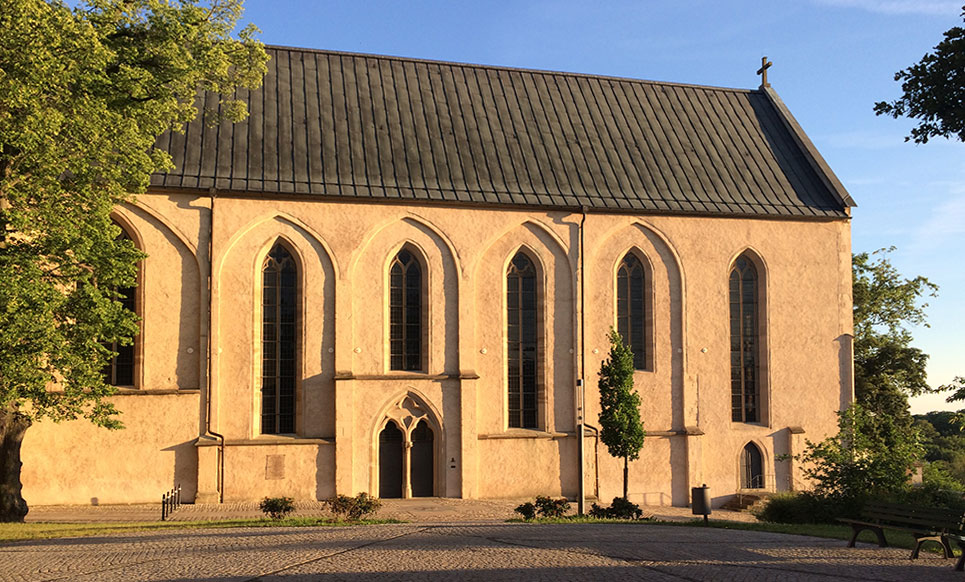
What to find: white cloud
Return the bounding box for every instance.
[813,0,961,15]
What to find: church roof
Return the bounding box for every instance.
[151,46,854,218]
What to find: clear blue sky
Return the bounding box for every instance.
[236,0,964,414]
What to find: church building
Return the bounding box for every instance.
[21,47,854,508]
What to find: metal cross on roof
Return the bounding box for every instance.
[757,56,773,88]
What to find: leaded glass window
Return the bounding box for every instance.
[104,227,136,386]
[617,253,646,370]
[262,243,297,434]
[730,256,759,423]
[507,253,538,429]
[390,249,423,371]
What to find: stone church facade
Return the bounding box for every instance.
[21,47,854,508]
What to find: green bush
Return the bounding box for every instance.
[514,502,537,520]
[753,492,855,524]
[514,496,570,519]
[534,495,571,518]
[259,496,295,520]
[588,497,644,520]
[325,492,382,521]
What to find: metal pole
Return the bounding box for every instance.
[577,207,588,514]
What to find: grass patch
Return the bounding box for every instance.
[0,517,403,542]
[508,516,931,552]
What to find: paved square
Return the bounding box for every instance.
[1,522,961,581]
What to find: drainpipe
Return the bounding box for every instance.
[205,191,225,503]
[577,206,588,514]
[585,422,600,499]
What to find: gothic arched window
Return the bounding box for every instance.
[262,243,297,434]
[617,253,646,370]
[104,226,137,386]
[389,249,423,371]
[730,255,759,423]
[507,252,538,429]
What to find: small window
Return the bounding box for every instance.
[730,255,759,423]
[507,252,538,429]
[262,243,297,434]
[104,226,137,387]
[617,253,646,370]
[389,249,423,371]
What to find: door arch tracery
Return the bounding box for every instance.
[376,394,439,498]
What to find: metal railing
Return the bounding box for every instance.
[161,484,182,521]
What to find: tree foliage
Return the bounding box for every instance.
[598,329,645,499]
[852,248,938,422]
[0,0,267,427]
[874,5,965,143]
[0,0,266,521]
[799,404,923,504]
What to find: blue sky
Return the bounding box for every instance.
[235,0,964,414]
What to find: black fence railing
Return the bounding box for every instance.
[161,484,182,521]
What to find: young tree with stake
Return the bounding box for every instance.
[598,329,645,500]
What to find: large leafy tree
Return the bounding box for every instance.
[0,0,267,522]
[874,5,965,143]
[852,249,938,423]
[598,329,645,500]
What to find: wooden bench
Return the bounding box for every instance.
[837,501,965,560]
[943,534,965,571]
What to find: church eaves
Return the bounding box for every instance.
[151,46,854,219]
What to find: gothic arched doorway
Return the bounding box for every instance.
[410,420,434,497]
[379,423,404,498]
[375,393,440,498]
[740,443,764,489]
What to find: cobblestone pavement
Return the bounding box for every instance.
[2,522,963,581]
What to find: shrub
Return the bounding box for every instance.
[607,496,644,519]
[326,492,382,521]
[514,501,537,520]
[259,496,295,520]
[588,497,644,520]
[753,491,848,524]
[534,495,571,518]
[514,496,570,519]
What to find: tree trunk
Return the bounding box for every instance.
[623,455,629,500]
[0,405,30,522]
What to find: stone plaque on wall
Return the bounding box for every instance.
[265,454,285,480]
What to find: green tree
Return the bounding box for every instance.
[874,5,965,143]
[0,0,267,522]
[799,404,923,505]
[852,249,938,423]
[598,329,645,500]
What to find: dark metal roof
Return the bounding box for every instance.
[151,46,853,218]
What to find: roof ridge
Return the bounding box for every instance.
[264,44,758,95]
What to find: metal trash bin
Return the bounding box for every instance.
[691,484,711,523]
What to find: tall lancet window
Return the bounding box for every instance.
[617,253,646,370]
[104,227,137,387]
[262,243,297,434]
[730,255,759,423]
[507,252,538,429]
[389,249,423,371]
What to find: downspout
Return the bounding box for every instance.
[577,206,588,514]
[205,190,225,503]
[579,205,601,502]
[584,423,600,500]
